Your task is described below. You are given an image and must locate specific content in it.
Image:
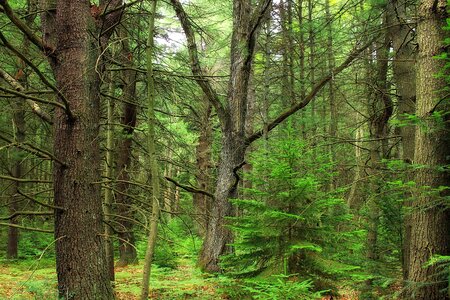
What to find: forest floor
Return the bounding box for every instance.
[0,258,358,299]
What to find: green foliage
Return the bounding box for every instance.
[18,231,55,259]
[222,125,358,290]
[216,275,322,300]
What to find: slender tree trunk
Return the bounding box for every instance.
[325,0,337,189]
[364,14,392,294]
[7,0,38,260]
[7,100,25,259]
[140,0,160,298]
[104,79,115,281]
[193,98,213,237]
[406,1,450,298]
[308,0,316,141]
[115,29,138,267]
[386,0,417,282]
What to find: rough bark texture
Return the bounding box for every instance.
[172,0,372,273]
[406,1,450,298]
[198,0,271,272]
[49,0,121,298]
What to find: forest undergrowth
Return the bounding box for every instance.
[0,257,360,300]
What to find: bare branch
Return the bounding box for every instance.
[0,133,66,166]
[170,0,227,123]
[245,37,378,145]
[165,176,214,199]
[0,85,65,110]
[0,31,68,110]
[0,174,52,184]
[0,0,55,56]
[17,189,65,211]
[0,211,53,220]
[0,68,53,124]
[0,222,53,233]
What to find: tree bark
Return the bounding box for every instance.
[172,0,374,272]
[47,0,122,298]
[193,98,213,237]
[104,79,115,281]
[140,0,160,298]
[406,1,450,298]
[115,29,138,268]
[386,0,417,282]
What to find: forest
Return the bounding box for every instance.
[0,0,449,299]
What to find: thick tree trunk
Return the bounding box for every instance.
[199,134,245,272]
[51,1,116,298]
[406,1,450,298]
[198,0,270,272]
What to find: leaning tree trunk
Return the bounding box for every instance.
[406,0,450,299]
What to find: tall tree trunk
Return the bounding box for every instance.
[193,98,213,237]
[307,0,316,142]
[7,0,38,260]
[103,79,115,281]
[364,14,392,294]
[7,98,25,259]
[171,0,373,273]
[386,0,417,282]
[140,0,160,297]
[198,0,271,272]
[325,0,337,190]
[115,29,138,267]
[46,0,121,298]
[406,1,450,298]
